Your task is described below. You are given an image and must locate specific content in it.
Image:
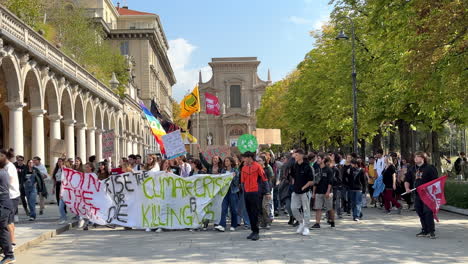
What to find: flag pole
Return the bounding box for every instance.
[401,188,416,196]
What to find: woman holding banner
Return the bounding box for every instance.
[216,157,240,232]
[144,154,160,172]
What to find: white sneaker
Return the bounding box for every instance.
[296,223,305,234]
[145,228,151,232]
[229,227,236,231]
[302,227,310,236]
[156,228,163,233]
[215,225,225,232]
[58,220,66,225]
[78,219,85,228]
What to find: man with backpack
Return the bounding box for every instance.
[312,154,335,228]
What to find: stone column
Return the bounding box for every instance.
[86,127,96,158]
[5,102,25,156]
[29,108,47,160]
[96,129,103,161]
[133,136,138,155]
[63,119,75,159]
[127,134,133,155]
[114,135,120,166]
[76,123,87,160]
[48,114,62,167]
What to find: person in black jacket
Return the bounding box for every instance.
[20,160,45,221]
[349,159,366,222]
[405,151,438,239]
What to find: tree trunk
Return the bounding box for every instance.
[389,130,396,152]
[372,130,383,154]
[397,119,411,161]
[431,131,442,175]
[359,138,366,158]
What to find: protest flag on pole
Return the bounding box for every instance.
[180,85,200,118]
[140,101,167,154]
[416,175,448,222]
[205,92,220,116]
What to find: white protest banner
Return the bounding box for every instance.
[61,168,233,229]
[162,130,186,159]
[102,130,115,159]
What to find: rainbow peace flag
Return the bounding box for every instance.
[140,101,167,154]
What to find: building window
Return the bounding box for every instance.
[230,85,241,108]
[120,41,129,55]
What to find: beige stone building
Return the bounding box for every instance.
[82,0,176,119]
[192,57,271,151]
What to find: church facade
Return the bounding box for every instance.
[192,57,271,151]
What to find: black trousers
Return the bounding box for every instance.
[0,206,13,258]
[55,182,61,205]
[245,192,260,234]
[414,196,435,233]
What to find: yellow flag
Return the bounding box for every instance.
[180,85,200,118]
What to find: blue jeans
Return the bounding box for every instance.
[350,190,363,220]
[59,199,67,221]
[24,185,37,218]
[219,192,239,228]
[237,192,250,226]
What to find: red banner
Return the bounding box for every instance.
[416,175,448,222]
[205,92,220,116]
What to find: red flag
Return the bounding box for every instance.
[416,175,448,222]
[205,92,220,116]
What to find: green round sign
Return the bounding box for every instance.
[237,134,258,154]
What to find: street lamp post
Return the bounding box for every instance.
[336,16,358,154]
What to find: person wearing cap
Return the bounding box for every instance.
[290,149,314,236]
[240,151,270,241]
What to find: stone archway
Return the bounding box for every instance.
[23,69,43,160]
[44,79,60,166]
[74,94,86,159]
[60,88,74,158]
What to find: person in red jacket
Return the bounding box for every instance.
[241,151,270,241]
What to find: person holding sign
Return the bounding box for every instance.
[216,157,240,232]
[241,152,270,241]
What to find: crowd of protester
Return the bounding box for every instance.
[0,144,445,263]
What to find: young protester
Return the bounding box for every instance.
[216,157,240,232]
[32,156,48,216]
[72,157,85,173]
[257,156,274,230]
[160,160,172,173]
[189,159,204,176]
[330,154,343,219]
[405,151,438,239]
[341,154,353,215]
[20,160,44,221]
[236,160,251,230]
[52,159,68,223]
[144,154,160,172]
[240,151,270,241]
[97,162,110,180]
[81,163,96,231]
[13,156,29,217]
[382,156,402,214]
[4,149,20,250]
[312,155,334,229]
[111,158,132,175]
[0,151,15,264]
[366,157,377,207]
[197,145,222,174]
[350,159,367,222]
[290,149,314,236]
[178,156,192,178]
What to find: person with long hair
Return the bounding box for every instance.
[52,158,68,224]
[189,159,204,176]
[215,157,240,232]
[20,160,44,221]
[73,157,85,173]
[144,154,160,172]
[160,160,172,173]
[97,162,110,180]
[382,156,402,214]
[0,149,15,263]
[111,158,132,175]
[197,145,222,174]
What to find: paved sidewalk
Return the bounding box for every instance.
[15,207,468,264]
[14,203,77,254]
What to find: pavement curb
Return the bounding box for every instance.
[441,205,468,216]
[15,221,78,255]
